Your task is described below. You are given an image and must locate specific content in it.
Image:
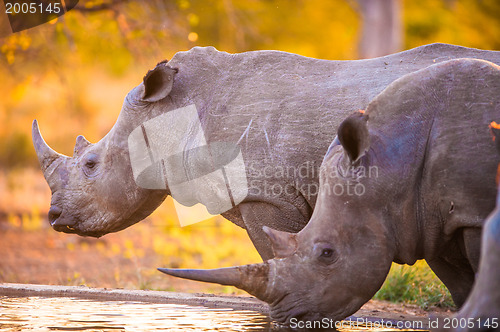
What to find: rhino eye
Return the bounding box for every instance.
[321,248,333,258]
[313,243,337,265]
[85,160,96,168]
[83,153,99,175]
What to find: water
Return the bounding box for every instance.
[0,296,270,331]
[0,296,423,331]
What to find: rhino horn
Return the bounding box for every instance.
[32,120,69,184]
[73,135,92,156]
[263,226,297,258]
[158,262,271,301]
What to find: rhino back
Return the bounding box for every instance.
[166,44,500,226]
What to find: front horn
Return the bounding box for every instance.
[158,262,271,301]
[32,120,69,180]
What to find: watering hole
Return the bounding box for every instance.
[0,296,270,331]
[0,296,427,332]
[0,284,429,331]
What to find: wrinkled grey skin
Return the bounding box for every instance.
[442,127,500,331]
[159,58,500,324]
[33,44,500,260]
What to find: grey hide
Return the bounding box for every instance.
[158,58,500,324]
[33,43,500,260]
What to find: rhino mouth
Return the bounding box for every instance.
[52,224,77,234]
[48,208,104,237]
[269,294,314,324]
[271,307,328,326]
[52,222,104,238]
[51,220,79,234]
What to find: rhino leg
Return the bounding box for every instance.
[239,201,309,260]
[427,251,475,308]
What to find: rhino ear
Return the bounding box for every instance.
[73,135,92,157]
[338,111,370,164]
[490,121,500,154]
[141,61,178,102]
[263,226,297,258]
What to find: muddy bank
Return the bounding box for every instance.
[0,283,266,312]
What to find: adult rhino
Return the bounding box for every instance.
[33,44,500,260]
[159,58,500,323]
[442,123,500,331]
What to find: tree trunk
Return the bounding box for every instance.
[357,0,403,59]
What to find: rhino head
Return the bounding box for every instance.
[159,112,395,323]
[33,62,177,237]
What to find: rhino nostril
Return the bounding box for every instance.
[48,206,63,225]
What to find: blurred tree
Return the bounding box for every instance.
[355,0,403,58]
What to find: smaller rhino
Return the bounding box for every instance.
[444,123,500,331]
[159,58,500,324]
